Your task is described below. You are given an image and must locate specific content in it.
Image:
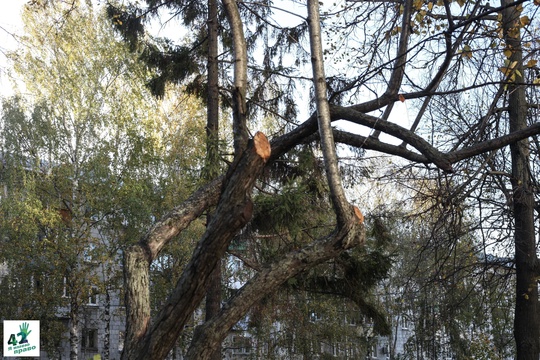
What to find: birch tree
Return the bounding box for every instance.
[1,2,190,359]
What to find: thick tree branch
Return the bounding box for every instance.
[333,130,427,163]
[185,218,365,359]
[271,108,540,173]
[222,0,249,155]
[146,177,224,260]
[307,0,352,224]
[371,0,411,139]
[123,133,270,360]
[336,123,540,167]
[384,0,412,97]
[122,176,223,357]
[448,123,540,163]
[332,105,454,172]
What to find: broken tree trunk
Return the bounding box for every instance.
[122,132,270,360]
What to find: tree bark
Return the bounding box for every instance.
[121,178,223,359]
[69,285,80,360]
[372,0,412,139]
[501,0,540,358]
[206,0,220,172]
[222,0,249,155]
[185,218,364,359]
[307,0,353,224]
[122,132,270,360]
[204,1,222,358]
[104,288,111,360]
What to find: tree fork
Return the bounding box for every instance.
[122,132,270,360]
[184,206,365,359]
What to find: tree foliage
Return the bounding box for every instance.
[3,0,540,359]
[0,2,207,358]
[105,0,540,358]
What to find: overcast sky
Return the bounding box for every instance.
[0,0,408,136]
[0,0,27,96]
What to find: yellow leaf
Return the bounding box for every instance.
[461,44,473,59]
[520,16,530,26]
[428,1,434,10]
[504,49,513,58]
[526,59,537,68]
[399,94,406,102]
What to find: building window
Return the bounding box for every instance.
[118,331,125,352]
[82,329,98,350]
[400,316,409,330]
[62,277,68,298]
[332,343,341,356]
[367,344,378,359]
[347,314,361,326]
[309,311,322,322]
[232,335,251,354]
[88,288,98,306]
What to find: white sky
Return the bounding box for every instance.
[0,0,27,96]
[0,0,410,140]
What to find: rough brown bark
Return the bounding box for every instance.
[501,1,540,358]
[204,1,222,358]
[206,0,220,173]
[204,263,221,360]
[185,211,365,359]
[121,178,223,360]
[123,132,270,360]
